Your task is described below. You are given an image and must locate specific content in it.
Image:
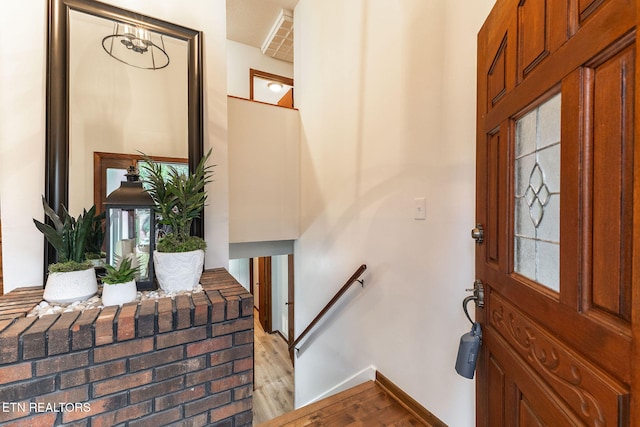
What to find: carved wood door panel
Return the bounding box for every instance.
[476,0,638,425]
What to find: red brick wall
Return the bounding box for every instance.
[0,268,253,426]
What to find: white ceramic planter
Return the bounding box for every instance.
[154,249,204,293]
[101,280,137,306]
[43,267,98,304]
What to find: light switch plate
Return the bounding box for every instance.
[414,197,426,220]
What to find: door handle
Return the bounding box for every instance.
[462,280,484,325]
[471,224,484,244]
[464,280,485,308]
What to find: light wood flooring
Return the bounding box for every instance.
[253,310,295,425]
[258,380,428,427]
[252,311,434,426]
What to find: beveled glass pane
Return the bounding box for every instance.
[537,241,559,291]
[515,153,536,197]
[515,198,535,238]
[514,237,536,279]
[529,198,544,227]
[513,93,561,292]
[537,144,560,192]
[529,164,544,191]
[516,109,537,158]
[537,94,561,148]
[536,195,559,243]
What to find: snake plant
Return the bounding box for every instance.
[33,196,96,271]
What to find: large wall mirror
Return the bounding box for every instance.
[46,0,203,269]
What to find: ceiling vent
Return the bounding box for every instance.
[261,9,294,63]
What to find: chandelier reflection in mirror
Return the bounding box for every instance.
[102,22,170,70]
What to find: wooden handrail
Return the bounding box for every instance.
[289,264,367,351]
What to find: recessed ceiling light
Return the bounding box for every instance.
[268,82,283,92]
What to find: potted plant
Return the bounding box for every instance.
[141,149,214,292]
[85,211,106,267]
[101,256,140,306]
[33,197,98,303]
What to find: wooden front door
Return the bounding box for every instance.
[476,0,638,425]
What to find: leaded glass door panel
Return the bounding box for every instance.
[514,94,561,291]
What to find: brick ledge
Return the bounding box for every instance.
[0,268,252,364]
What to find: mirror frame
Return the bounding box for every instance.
[46,0,204,269]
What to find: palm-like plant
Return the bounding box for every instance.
[141,149,214,252]
[33,196,96,271]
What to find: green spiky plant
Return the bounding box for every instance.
[85,211,106,261]
[33,196,96,272]
[102,256,140,285]
[140,149,214,252]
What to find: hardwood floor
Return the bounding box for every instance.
[253,309,295,425]
[252,310,437,426]
[257,380,429,427]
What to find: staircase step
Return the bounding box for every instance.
[257,380,430,426]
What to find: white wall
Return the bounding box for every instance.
[0,0,228,293]
[228,97,300,243]
[293,1,494,426]
[227,40,293,99]
[0,0,46,292]
[229,258,251,291]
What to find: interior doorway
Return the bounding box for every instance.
[228,253,295,422]
[231,254,294,348]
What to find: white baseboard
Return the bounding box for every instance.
[301,365,377,407]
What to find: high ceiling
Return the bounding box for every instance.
[226,0,298,53]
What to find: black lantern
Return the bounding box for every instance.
[104,166,156,290]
